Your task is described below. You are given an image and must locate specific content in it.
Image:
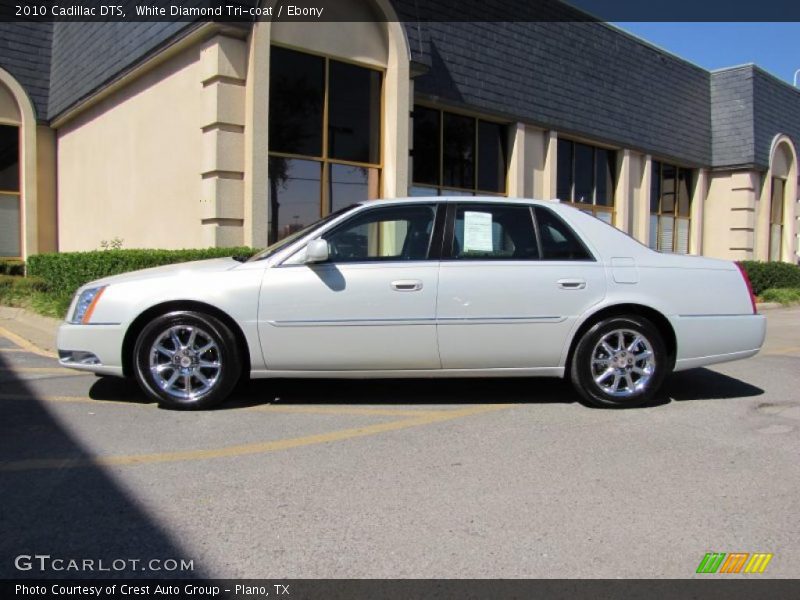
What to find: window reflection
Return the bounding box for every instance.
[412,107,440,186]
[477,121,507,193]
[326,205,436,262]
[443,113,475,190]
[330,164,379,213]
[269,47,324,157]
[557,138,616,222]
[328,61,382,164]
[0,125,20,258]
[650,161,693,254]
[268,158,321,244]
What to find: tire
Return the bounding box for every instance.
[133,310,241,410]
[569,315,668,408]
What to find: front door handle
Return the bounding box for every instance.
[391,280,423,292]
[557,278,586,290]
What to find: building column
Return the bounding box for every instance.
[541,130,558,199]
[199,35,247,247]
[633,154,652,246]
[507,123,526,198]
[614,149,631,233]
[732,172,758,260]
[689,169,707,255]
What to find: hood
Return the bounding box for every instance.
[83,258,242,289]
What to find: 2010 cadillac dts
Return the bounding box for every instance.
[57,199,766,409]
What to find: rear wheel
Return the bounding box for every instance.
[133,311,241,410]
[570,316,668,408]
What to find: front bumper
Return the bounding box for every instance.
[57,322,126,377]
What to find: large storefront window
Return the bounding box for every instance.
[268,46,382,243]
[650,161,693,254]
[410,105,508,197]
[0,124,21,258]
[556,139,616,224]
[769,177,785,261]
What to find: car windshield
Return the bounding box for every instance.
[248,204,358,261]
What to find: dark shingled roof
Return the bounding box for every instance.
[0,22,52,120]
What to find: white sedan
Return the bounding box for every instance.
[57,198,766,409]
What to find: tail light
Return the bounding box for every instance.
[735,262,757,315]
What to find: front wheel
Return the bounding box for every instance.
[570,316,669,408]
[133,311,241,410]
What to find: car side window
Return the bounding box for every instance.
[452,204,539,260]
[534,206,593,261]
[325,204,437,263]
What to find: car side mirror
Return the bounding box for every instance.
[305,238,329,263]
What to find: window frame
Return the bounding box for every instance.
[768,176,785,262]
[556,138,617,224]
[267,45,385,244]
[0,123,22,260]
[447,203,541,262]
[650,160,693,254]
[289,203,444,265]
[440,202,596,262]
[411,103,510,197]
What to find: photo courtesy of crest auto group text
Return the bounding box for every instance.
[1,0,799,598]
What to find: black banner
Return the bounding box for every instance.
[3,0,800,23]
[3,579,800,600]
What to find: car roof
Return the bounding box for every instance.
[357,197,562,208]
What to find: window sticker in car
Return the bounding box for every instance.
[463,211,494,252]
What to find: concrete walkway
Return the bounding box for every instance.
[0,306,61,355]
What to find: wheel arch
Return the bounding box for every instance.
[121,300,251,378]
[564,303,677,375]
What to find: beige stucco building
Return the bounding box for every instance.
[1,1,798,263]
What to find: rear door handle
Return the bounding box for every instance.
[557,278,586,290]
[391,280,423,292]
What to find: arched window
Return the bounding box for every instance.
[0,123,20,258]
[267,46,383,244]
[768,177,785,262]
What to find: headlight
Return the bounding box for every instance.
[70,286,107,324]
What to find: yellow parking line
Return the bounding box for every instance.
[0,347,26,353]
[0,403,514,472]
[248,405,450,418]
[0,325,57,358]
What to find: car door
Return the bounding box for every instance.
[436,203,607,370]
[258,203,443,371]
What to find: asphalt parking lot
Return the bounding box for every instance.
[1,308,799,579]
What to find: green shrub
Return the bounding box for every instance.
[0,259,24,276]
[738,261,800,296]
[27,247,259,297]
[759,288,800,305]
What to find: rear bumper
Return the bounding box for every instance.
[672,314,766,372]
[56,323,125,377]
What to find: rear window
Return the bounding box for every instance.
[534,206,593,261]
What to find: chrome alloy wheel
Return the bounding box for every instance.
[590,328,656,398]
[148,325,222,400]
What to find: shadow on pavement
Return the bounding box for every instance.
[0,352,205,580]
[89,374,579,408]
[663,367,764,402]
[88,365,763,410]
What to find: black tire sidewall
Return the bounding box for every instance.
[571,316,667,408]
[133,311,241,410]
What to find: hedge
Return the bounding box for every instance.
[738,261,800,296]
[0,259,24,276]
[27,247,259,297]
